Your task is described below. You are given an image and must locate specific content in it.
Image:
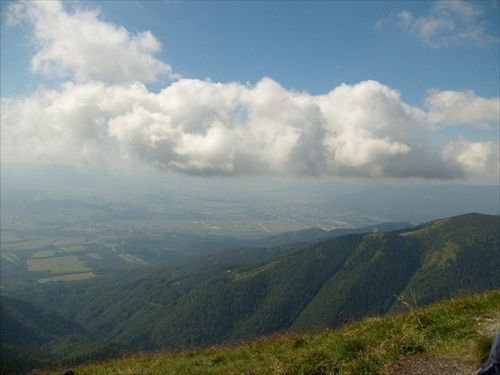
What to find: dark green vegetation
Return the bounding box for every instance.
[44,290,500,375]
[0,296,132,374]
[5,212,497,368]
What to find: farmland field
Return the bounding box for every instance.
[27,255,91,274]
[38,272,96,283]
[32,250,60,258]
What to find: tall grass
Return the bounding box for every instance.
[45,290,499,375]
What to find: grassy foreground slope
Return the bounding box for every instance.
[46,290,499,375]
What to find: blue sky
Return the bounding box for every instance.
[1,0,499,183]
[3,1,499,101]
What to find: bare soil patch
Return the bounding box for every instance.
[380,354,477,375]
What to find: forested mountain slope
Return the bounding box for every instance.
[397,213,499,306]
[0,296,131,374]
[40,290,500,375]
[12,213,500,353]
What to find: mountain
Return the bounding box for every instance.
[162,221,414,270]
[0,296,132,374]
[32,290,500,375]
[16,213,498,353]
[291,213,499,329]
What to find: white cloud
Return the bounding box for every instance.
[1,81,110,165]
[378,0,499,48]
[443,137,499,176]
[107,78,326,176]
[425,90,500,128]
[1,0,498,182]
[2,77,498,181]
[6,0,174,83]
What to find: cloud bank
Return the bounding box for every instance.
[3,78,498,180]
[2,0,499,182]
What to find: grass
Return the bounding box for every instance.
[31,245,87,258]
[1,237,58,251]
[0,233,24,243]
[56,245,87,252]
[31,250,60,258]
[0,252,19,264]
[235,260,279,280]
[86,253,104,259]
[43,290,499,375]
[27,255,91,274]
[400,218,449,238]
[38,272,96,283]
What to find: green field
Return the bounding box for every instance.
[31,250,59,258]
[86,253,103,259]
[56,244,87,252]
[0,253,19,264]
[27,255,91,274]
[38,272,96,283]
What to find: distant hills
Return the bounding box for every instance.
[8,213,497,359]
[250,221,413,248]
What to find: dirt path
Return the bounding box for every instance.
[381,313,499,375]
[380,354,477,375]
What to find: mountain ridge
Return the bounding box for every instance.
[10,213,497,354]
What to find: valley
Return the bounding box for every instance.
[2,165,499,291]
[0,167,405,290]
[1,212,498,374]
[1,166,499,374]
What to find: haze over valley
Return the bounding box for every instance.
[2,163,498,288]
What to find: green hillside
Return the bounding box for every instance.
[397,213,500,306]
[0,296,131,374]
[43,290,500,375]
[17,213,498,354]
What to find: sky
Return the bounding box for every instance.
[1,0,499,184]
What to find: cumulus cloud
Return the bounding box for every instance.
[377,0,499,48]
[2,77,498,180]
[6,0,174,83]
[1,0,498,182]
[1,81,110,165]
[425,90,500,128]
[443,138,499,177]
